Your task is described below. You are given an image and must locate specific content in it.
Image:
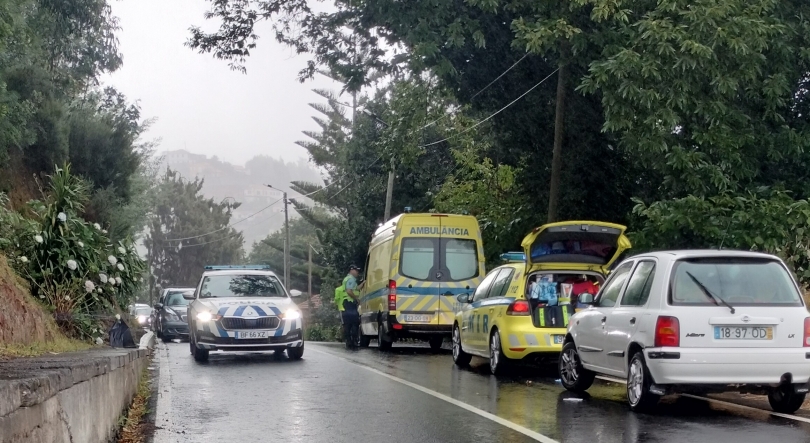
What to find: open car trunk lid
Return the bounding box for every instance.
[521,221,631,274]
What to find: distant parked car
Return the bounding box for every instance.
[129,303,150,316]
[133,306,153,329]
[153,287,195,342]
[561,250,810,414]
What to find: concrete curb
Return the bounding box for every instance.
[0,348,148,443]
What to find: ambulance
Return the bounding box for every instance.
[357,213,485,350]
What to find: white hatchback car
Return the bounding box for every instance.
[561,250,810,413]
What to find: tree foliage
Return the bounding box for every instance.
[0,165,145,340]
[0,0,147,240]
[144,169,245,294]
[190,0,810,284]
[247,215,324,294]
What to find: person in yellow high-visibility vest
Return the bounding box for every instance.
[336,265,362,348]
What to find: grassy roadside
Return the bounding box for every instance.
[0,337,91,359]
[117,362,154,443]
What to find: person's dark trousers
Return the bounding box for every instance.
[341,300,360,346]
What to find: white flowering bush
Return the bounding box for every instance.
[0,166,147,340]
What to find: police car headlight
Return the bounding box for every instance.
[283,309,301,320]
[196,311,213,322]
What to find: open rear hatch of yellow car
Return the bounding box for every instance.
[520,221,632,331]
[520,221,631,274]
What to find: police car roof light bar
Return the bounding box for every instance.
[204,265,271,270]
[500,252,526,263]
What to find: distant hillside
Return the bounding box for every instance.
[158,150,323,251]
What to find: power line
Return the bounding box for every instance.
[420,68,559,148]
[296,60,548,210]
[168,208,288,249]
[162,197,284,242]
[469,54,529,101]
[329,54,530,134]
[417,54,530,131]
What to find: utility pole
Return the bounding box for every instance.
[362,109,394,221]
[308,244,313,297]
[547,46,569,224]
[266,184,291,288]
[384,159,394,221]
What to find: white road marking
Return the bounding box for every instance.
[311,347,559,443]
[597,375,810,425]
[153,342,178,443]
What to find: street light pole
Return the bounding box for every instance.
[283,191,290,289]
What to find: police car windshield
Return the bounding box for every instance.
[199,274,286,298]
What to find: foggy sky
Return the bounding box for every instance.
[103,0,342,165]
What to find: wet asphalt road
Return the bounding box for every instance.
[152,341,810,443]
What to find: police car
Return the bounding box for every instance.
[184,265,304,362]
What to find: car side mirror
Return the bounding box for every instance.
[181,291,195,301]
[289,289,303,297]
[154,303,163,309]
[578,293,595,305]
[457,293,472,304]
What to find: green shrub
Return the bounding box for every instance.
[304,323,343,342]
[0,165,146,340]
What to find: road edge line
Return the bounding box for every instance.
[153,342,177,442]
[598,375,810,425]
[310,347,559,443]
[680,394,810,424]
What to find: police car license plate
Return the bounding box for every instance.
[235,331,270,339]
[403,314,431,323]
[552,335,565,344]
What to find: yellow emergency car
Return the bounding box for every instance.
[452,221,631,374]
[358,213,485,350]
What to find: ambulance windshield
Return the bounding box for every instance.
[400,238,478,281]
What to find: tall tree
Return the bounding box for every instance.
[144,169,244,296]
[248,215,325,294]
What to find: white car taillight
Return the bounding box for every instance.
[655,316,680,347]
[803,317,810,347]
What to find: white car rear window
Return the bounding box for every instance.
[670,258,802,306]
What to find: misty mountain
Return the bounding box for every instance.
[158,150,323,252]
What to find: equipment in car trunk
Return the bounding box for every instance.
[535,304,574,327]
[531,274,559,306]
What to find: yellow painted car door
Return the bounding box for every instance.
[465,269,500,354]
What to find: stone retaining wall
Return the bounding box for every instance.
[0,348,148,443]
